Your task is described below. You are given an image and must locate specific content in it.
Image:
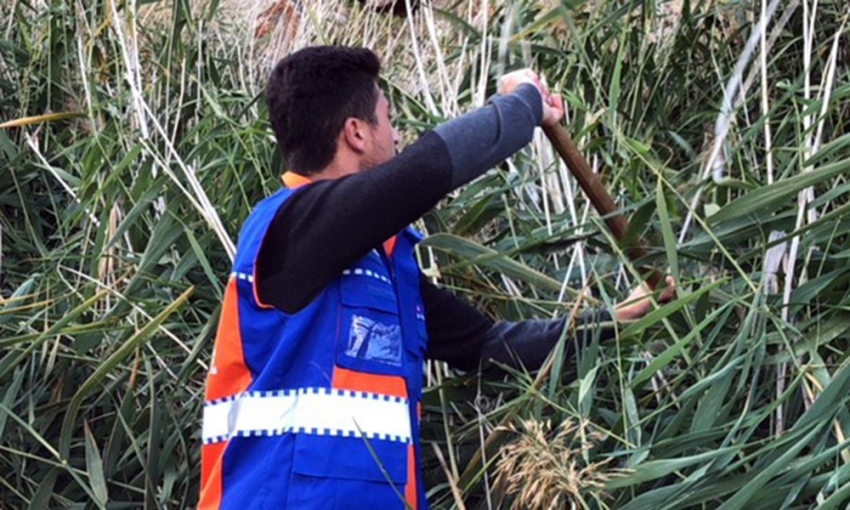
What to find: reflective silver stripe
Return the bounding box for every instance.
[202,388,412,445]
[341,268,391,284]
[229,271,254,283]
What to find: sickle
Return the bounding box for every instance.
[542,123,661,289]
[456,125,663,491]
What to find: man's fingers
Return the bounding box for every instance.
[552,95,564,110]
[659,275,677,303]
[499,70,566,128]
[541,93,565,127]
[498,68,545,96]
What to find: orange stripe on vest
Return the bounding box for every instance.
[332,366,408,399]
[200,278,253,508]
[205,278,253,401]
[199,441,227,510]
[405,443,418,509]
[383,236,397,257]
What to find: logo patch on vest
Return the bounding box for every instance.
[345,315,402,366]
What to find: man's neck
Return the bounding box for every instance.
[309,163,358,182]
[297,134,366,181]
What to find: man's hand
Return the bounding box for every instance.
[497,69,565,128]
[614,275,677,322]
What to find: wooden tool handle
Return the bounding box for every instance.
[542,124,661,288]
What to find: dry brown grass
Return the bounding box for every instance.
[494,418,615,510]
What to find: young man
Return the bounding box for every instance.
[199,46,673,509]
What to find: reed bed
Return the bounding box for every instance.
[1,0,849,507]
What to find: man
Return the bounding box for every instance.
[199,46,673,509]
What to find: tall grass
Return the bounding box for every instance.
[2,0,850,508]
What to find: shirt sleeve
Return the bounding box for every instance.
[256,85,544,314]
[421,274,615,372]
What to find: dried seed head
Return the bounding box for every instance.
[494,418,615,510]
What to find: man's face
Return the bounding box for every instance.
[362,90,399,170]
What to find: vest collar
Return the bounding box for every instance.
[281,171,312,189]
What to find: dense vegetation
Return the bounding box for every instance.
[2,0,850,508]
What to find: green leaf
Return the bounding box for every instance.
[818,480,850,510]
[607,448,739,489]
[27,468,58,510]
[421,233,564,293]
[84,421,108,507]
[59,286,194,458]
[716,425,823,510]
[620,279,724,339]
[631,304,734,389]
[578,365,598,418]
[656,179,679,278]
[0,368,24,439]
[708,157,850,225]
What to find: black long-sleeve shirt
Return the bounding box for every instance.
[256,84,611,372]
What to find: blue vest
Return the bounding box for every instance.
[200,187,429,509]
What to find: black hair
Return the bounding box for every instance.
[266,46,381,175]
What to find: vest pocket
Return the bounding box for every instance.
[337,278,404,377]
[287,433,409,508]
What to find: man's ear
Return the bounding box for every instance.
[341,117,368,154]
